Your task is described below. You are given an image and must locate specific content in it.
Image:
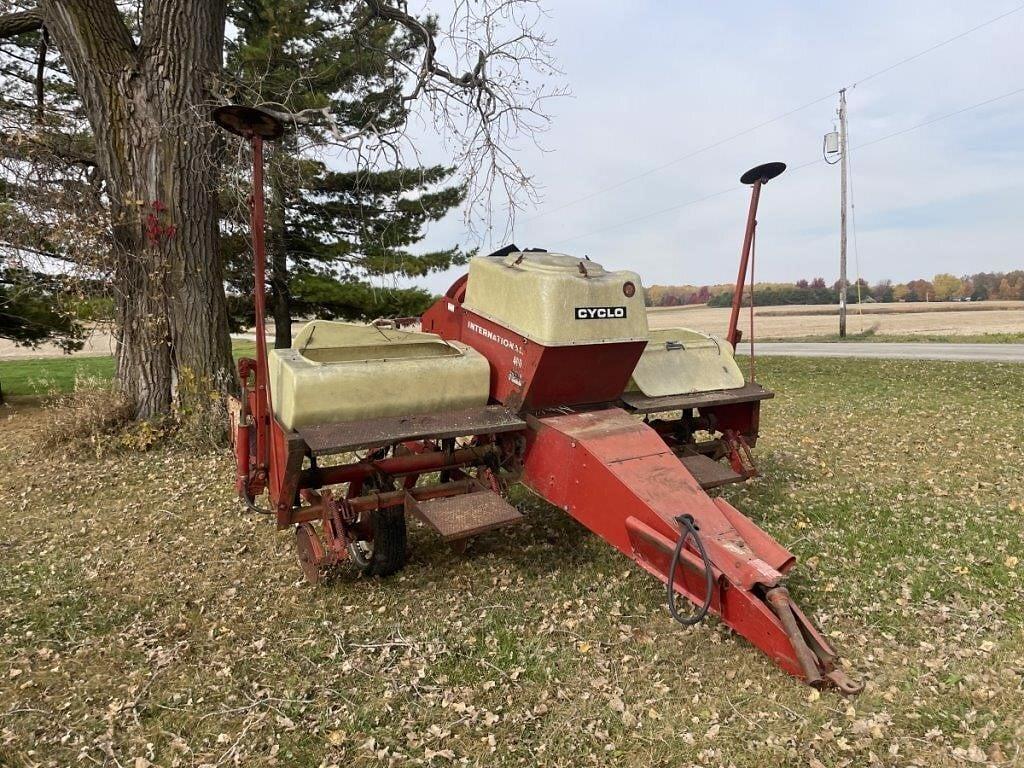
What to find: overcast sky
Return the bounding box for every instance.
[399,1,1023,293]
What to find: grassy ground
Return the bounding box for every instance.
[0,341,257,398]
[757,331,1024,344]
[0,355,115,397]
[1,358,1022,767]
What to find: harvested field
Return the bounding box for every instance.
[1,357,1022,766]
[648,301,1024,341]
[0,326,118,360]
[3,303,1021,364]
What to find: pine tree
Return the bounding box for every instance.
[0,9,95,385]
[2,0,556,417]
[225,1,468,347]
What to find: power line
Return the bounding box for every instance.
[548,85,1024,247]
[522,92,836,223]
[851,86,1024,150]
[546,187,740,246]
[524,2,1024,225]
[848,2,1024,89]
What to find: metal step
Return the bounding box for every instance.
[680,453,745,490]
[406,487,523,542]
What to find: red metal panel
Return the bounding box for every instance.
[714,497,795,575]
[523,341,646,409]
[705,401,761,441]
[267,416,298,526]
[624,516,805,679]
[454,310,532,405]
[421,278,466,340]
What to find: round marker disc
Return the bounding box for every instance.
[212,105,285,140]
[740,161,787,185]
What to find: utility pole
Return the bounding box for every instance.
[838,88,849,337]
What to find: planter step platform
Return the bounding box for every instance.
[406,485,523,543]
[680,453,746,490]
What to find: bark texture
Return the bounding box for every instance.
[17,1,235,418]
[0,9,43,37]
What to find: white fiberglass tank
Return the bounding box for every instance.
[268,320,490,431]
[627,328,746,397]
[461,250,649,345]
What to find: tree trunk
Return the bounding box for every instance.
[37,0,234,419]
[269,157,292,348]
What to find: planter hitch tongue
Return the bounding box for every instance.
[765,586,864,694]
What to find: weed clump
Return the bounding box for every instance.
[172,366,229,450]
[36,376,134,455]
[37,368,228,456]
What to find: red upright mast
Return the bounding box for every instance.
[212,105,285,491]
[726,162,786,350]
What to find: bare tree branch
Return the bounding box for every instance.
[210,1,563,243]
[357,0,566,241]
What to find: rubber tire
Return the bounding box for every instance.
[360,469,407,577]
[362,505,407,577]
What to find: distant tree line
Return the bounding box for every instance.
[646,271,1024,308]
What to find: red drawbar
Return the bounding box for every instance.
[521,408,841,683]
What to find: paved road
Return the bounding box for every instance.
[736,342,1024,363]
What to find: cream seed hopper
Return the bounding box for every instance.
[221,120,863,695]
[268,322,490,430]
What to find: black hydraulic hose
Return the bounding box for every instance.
[240,488,273,516]
[666,514,714,626]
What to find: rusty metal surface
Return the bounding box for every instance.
[740,161,787,185]
[298,405,526,455]
[351,479,476,514]
[411,490,522,541]
[212,104,285,139]
[766,586,823,686]
[679,454,745,490]
[294,523,325,585]
[301,445,498,490]
[619,382,774,415]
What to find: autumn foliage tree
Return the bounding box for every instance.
[931,273,964,301]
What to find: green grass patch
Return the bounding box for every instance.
[0,354,115,397]
[0,340,258,397]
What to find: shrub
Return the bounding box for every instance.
[36,368,228,456]
[36,377,134,456]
